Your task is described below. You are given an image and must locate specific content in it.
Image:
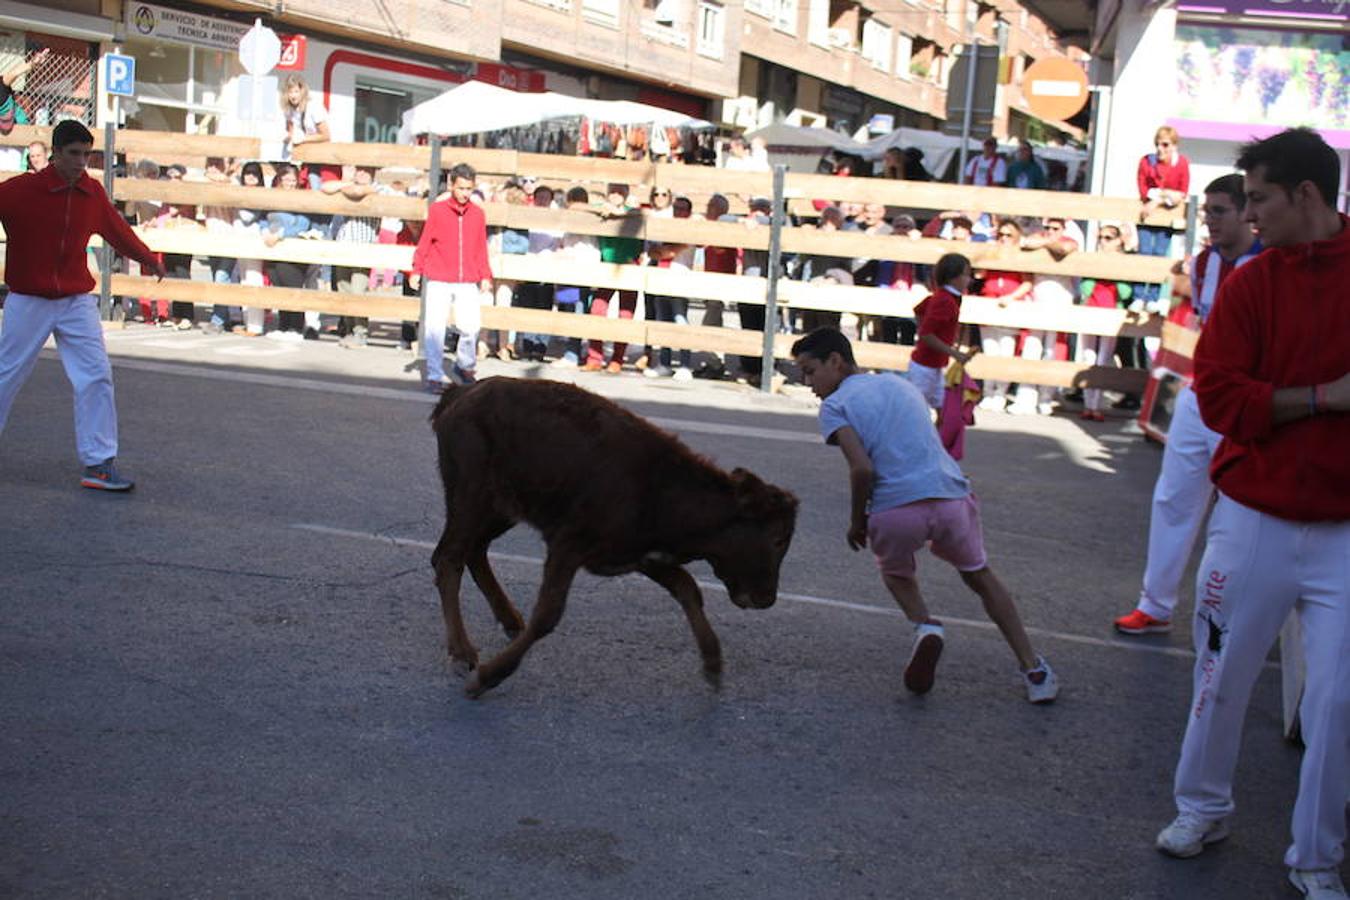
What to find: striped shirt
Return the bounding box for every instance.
[1190,239,1262,323]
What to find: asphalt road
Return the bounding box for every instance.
[0,326,1320,899]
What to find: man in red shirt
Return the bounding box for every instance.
[1154,128,1349,900]
[413,162,492,390]
[0,120,165,491]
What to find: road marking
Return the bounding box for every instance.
[293,522,1271,668]
[93,356,822,443]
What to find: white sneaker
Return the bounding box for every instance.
[903,623,944,694]
[1290,868,1348,899]
[1036,402,1055,416]
[1022,656,1059,704]
[672,367,693,382]
[1155,812,1230,858]
[1006,402,1038,416]
[977,395,1006,412]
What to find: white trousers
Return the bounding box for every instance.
[1138,385,1222,620]
[1173,493,1350,870]
[980,326,1016,395]
[0,292,118,465]
[423,280,482,383]
[1077,333,1117,411]
[1011,330,1055,410]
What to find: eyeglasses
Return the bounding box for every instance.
[1156,141,1174,148]
[653,190,671,197]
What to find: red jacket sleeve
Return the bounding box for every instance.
[1192,275,1274,442]
[1136,156,1153,201]
[97,187,160,269]
[1174,155,1190,194]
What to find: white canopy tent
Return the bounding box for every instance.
[399,80,711,143]
[862,127,1087,186]
[742,122,869,174]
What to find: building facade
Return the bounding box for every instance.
[2,0,1087,157]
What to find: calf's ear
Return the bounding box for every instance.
[730,468,798,519]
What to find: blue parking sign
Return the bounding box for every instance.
[105,54,135,97]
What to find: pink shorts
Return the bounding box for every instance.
[867,494,988,579]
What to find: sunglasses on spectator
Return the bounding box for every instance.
[1156,141,1174,148]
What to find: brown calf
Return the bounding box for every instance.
[429,377,799,698]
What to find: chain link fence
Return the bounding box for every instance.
[0,30,97,127]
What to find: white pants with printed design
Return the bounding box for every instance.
[1173,493,1350,870]
[0,292,119,466]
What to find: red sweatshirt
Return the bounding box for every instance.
[0,165,160,299]
[1193,215,1350,521]
[1136,152,1190,202]
[412,196,492,285]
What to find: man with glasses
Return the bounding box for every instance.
[1115,174,1260,636]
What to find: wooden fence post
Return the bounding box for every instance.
[760,164,786,393]
[99,122,116,321]
[418,135,442,364]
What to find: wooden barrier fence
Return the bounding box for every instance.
[2,126,1185,393]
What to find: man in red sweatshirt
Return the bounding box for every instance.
[0,119,165,491]
[412,162,492,391]
[1154,128,1349,900]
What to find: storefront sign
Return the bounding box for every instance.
[126,2,250,51]
[277,35,307,71]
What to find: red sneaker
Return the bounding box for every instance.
[1114,609,1173,635]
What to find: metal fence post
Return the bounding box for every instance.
[419,135,442,369]
[99,122,116,321]
[760,164,786,393]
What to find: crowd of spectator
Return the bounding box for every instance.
[4,110,1186,407]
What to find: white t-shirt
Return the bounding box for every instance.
[964,154,1006,187]
[818,372,970,514]
[282,98,328,161]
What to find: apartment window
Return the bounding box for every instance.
[944,0,963,32]
[773,0,798,34]
[808,0,830,46]
[861,19,891,71]
[746,0,774,18]
[698,1,725,57]
[895,33,913,77]
[583,0,621,24]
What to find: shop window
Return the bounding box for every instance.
[125,39,240,134]
[808,0,830,47]
[773,0,797,34]
[861,18,891,71]
[697,1,725,58]
[895,33,913,78]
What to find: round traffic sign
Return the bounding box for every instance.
[1021,58,1089,122]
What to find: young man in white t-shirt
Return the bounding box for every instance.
[963,138,1007,187]
[792,327,1058,703]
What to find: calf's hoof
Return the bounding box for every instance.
[448,650,478,677]
[464,670,488,699]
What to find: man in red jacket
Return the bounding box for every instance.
[413,162,492,391]
[0,119,165,491]
[1154,128,1349,900]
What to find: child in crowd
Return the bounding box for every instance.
[907,252,977,413]
[791,327,1059,703]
